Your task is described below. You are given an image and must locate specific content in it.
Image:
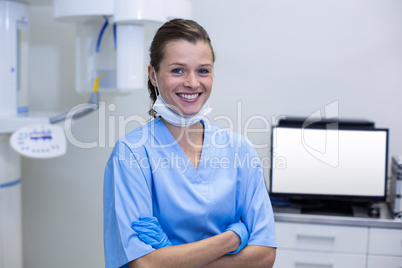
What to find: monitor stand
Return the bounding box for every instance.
[300,201,354,217]
[272,199,388,219]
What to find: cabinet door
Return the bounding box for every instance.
[367,255,402,268]
[276,222,368,254]
[368,228,402,256]
[275,249,366,268]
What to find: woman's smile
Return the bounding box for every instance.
[151,39,214,116]
[176,92,202,103]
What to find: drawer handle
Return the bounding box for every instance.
[296,234,336,242]
[295,261,333,268]
[295,262,334,268]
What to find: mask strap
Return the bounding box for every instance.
[152,67,160,96]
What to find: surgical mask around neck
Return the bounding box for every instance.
[151,68,212,127]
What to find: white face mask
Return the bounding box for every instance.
[151,67,212,127]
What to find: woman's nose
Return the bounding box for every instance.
[183,72,200,89]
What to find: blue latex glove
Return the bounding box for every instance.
[132,216,172,249]
[225,222,250,254]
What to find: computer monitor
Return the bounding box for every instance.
[270,125,389,202]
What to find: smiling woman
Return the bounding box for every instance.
[149,40,214,127]
[147,19,216,118]
[103,19,277,268]
[149,40,213,117]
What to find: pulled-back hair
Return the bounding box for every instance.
[147,19,215,117]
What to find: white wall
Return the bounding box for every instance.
[22,0,402,267]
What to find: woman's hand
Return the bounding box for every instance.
[224,222,250,254]
[129,218,272,268]
[132,216,250,255]
[132,216,172,249]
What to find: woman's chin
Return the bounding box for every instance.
[182,110,200,116]
[179,107,201,116]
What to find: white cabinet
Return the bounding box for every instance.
[275,222,368,268]
[367,256,402,268]
[275,222,402,268]
[367,228,402,268]
[368,228,402,256]
[276,222,368,253]
[276,249,367,268]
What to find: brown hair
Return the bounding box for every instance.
[147,19,215,117]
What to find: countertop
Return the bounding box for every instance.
[273,202,402,229]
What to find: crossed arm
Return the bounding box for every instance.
[128,217,276,268]
[129,233,275,268]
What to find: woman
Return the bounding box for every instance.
[104,19,276,268]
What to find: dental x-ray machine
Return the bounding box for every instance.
[0,0,191,267]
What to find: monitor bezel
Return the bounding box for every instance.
[269,125,389,202]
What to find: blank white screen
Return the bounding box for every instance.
[271,127,387,197]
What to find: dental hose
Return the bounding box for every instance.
[49,74,106,124]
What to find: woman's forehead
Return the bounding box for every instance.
[161,40,214,65]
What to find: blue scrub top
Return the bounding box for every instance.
[104,117,277,268]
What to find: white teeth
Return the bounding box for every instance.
[178,93,199,99]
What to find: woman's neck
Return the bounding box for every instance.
[161,117,204,147]
[161,117,204,169]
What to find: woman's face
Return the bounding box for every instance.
[149,40,214,116]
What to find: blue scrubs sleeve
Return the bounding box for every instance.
[103,142,155,268]
[241,157,277,248]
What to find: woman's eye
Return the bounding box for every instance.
[172,68,183,74]
[198,69,210,74]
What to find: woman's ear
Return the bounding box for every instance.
[148,65,157,87]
